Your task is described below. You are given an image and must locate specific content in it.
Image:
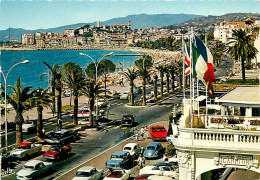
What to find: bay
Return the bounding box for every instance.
[0,50,139,93]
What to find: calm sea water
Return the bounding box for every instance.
[0,50,139,93]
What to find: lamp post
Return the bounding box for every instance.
[79,52,114,123]
[0,60,29,153]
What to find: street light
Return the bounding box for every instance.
[79,52,114,123]
[0,60,29,153]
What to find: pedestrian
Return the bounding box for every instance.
[58,119,62,129]
[140,126,145,140]
[137,154,145,168]
[144,126,149,139]
[42,127,46,139]
[134,129,139,141]
[27,116,29,120]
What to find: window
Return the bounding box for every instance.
[252,108,260,116]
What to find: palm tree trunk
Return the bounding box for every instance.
[73,96,78,125]
[52,86,56,115]
[170,73,175,92]
[154,77,158,101]
[89,98,94,127]
[57,88,62,119]
[15,113,24,143]
[166,74,170,94]
[142,81,146,106]
[160,73,164,97]
[130,81,134,106]
[241,57,246,82]
[37,105,43,138]
[105,73,107,97]
[179,74,182,88]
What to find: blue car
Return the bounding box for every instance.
[105,151,133,169]
[144,142,165,159]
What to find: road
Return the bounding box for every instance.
[2,90,182,180]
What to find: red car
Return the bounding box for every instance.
[149,126,168,141]
[134,174,152,180]
[43,145,71,160]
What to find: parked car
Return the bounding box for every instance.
[121,115,135,127]
[10,142,42,160]
[123,143,144,159]
[94,98,109,108]
[104,169,131,180]
[78,118,90,125]
[133,88,142,94]
[72,166,104,180]
[134,174,152,180]
[139,166,176,178]
[22,119,37,133]
[106,151,133,169]
[43,144,71,161]
[111,90,121,99]
[69,108,99,118]
[147,175,172,180]
[16,160,52,180]
[149,126,168,141]
[143,142,165,159]
[120,91,129,100]
[44,129,78,145]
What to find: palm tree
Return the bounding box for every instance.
[32,88,52,139]
[62,62,86,125]
[156,65,167,97]
[176,61,183,88]
[153,74,158,101]
[82,80,105,127]
[167,65,176,92]
[166,73,170,94]
[122,68,137,106]
[137,67,150,106]
[226,29,258,81]
[41,62,62,119]
[6,77,32,143]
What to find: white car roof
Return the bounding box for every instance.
[148,175,172,180]
[124,143,138,148]
[77,166,95,172]
[24,160,42,166]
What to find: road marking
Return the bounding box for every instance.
[161,105,166,107]
[106,126,112,128]
[63,122,70,124]
[51,123,57,126]
[167,105,172,107]
[114,126,120,129]
[111,103,117,105]
[45,122,53,125]
[121,127,127,130]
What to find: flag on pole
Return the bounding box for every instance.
[184,42,190,75]
[192,35,215,96]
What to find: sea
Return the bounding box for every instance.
[0,50,139,94]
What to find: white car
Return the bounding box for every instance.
[22,120,37,133]
[78,119,90,125]
[120,91,129,100]
[148,175,172,180]
[123,143,144,159]
[72,166,104,180]
[10,142,42,160]
[94,98,109,108]
[139,166,176,178]
[16,160,52,180]
[103,169,131,180]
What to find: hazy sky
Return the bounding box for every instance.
[0,0,259,30]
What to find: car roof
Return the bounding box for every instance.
[112,151,128,156]
[123,114,133,117]
[124,143,138,148]
[150,126,165,129]
[147,142,160,147]
[17,142,32,146]
[77,166,95,172]
[154,162,175,167]
[24,160,42,166]
[53,129,69,134]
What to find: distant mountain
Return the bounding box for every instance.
[0,13,203,42]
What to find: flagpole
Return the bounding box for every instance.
[182,34,185,99]
[205,34,208,121]
[191,29,195,127]
[189,30,193,128]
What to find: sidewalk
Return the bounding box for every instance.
[56,121,169,180]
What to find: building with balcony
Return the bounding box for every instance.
[167,86,260,180]
[21,33,34,45]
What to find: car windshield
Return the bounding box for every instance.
[16,145,27,149]
[111,155,123,159]
[152,128,165,132]
[23,165,34,170]
[76,171,90,177]
[49,147,60,152]
[123,116,132,120]
[123,147,132,151]
[24,121,33,124]
[147,146,155,150]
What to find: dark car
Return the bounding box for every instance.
[143,142,165,159]
[43,144,71,161]
[134,174,152,180]
[44,129,78,145]
[121,115,135,127]
[105,151,134,169]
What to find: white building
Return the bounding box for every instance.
[21,33,35,45]
[64,28,74,37]
[167,87,260,180]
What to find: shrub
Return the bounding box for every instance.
[166,144,176,156]
[226,79,259,85]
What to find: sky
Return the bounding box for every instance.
[0,0,259,30]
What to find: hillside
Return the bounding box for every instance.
[0,13,203,42]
